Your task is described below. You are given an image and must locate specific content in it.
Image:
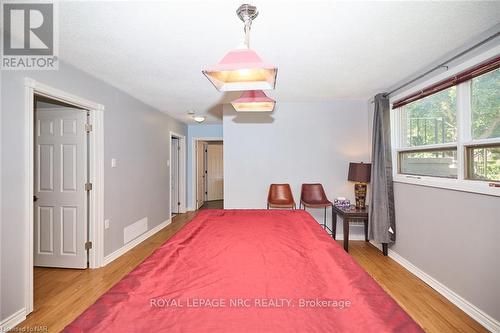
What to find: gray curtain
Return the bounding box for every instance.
[369,93,396,244]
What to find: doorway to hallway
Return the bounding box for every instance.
[169,132,186,218]
[171,136,180,215]
[194,140,223,210]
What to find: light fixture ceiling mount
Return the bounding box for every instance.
[188,110,206,123]
[236,4,258,25]
[193,116,206,123]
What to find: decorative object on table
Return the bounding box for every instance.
[348,162,371,209]
[334,197,351,208]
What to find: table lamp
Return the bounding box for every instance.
[348,162,371,209]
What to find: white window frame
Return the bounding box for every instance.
[390,46,500,197]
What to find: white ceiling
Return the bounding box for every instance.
[57,1,500,123]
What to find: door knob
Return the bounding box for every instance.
[33,195,39,202]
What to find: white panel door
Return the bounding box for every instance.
[34,109,88,269]
[206,144,223,201]
[196,141,205,209]
[171,138,179,214]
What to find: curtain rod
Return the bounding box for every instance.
[374,30,500,102]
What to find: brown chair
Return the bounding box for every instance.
[300,184,333,234]
[267,184,296,209]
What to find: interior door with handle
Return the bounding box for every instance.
[34,108,88,269]
[206,143,224,201]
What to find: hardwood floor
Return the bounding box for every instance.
[16,210,486,333]
[200,199,223,209]
[17,212,196,333]
[348,242,487,333]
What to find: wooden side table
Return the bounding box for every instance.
[332,205,388,256]
[332,205,369,252]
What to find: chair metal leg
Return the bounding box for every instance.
[324,206,327,229]
[331,205,336,240]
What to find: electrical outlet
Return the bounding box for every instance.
[104,219,110,229]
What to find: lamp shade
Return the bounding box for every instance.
[202,48,277,92]
[231,90,275,112]
[348,162,371,183]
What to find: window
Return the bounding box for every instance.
[471,69,500,140]
[401,87,457,147]
[391,56,500,195]
[466,145,500,181]
[400,148,457,178]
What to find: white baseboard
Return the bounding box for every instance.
[387,248,499,332]
[103,219,171,266]
[186,206,195,211]
[0,308,26,332]
[123,217,148,244]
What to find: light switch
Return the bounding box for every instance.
[167,160,170,167]
[104,219,110,229]
[111,158,117,168]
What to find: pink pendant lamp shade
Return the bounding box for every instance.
[202,4,278,92]
[231,90,275,112]
[203,49,277,92]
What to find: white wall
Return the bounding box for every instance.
[223,101,371,236]
[0,62,186,323]
[186,124,223,210]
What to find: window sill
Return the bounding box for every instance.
[393,174,500,197]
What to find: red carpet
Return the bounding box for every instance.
[65,210,422,332]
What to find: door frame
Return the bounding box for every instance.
[169,132,186,218]
[24,78,105,314]
[191,137,223,210]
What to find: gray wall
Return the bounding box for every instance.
[384,32,500,324]
[223,101,371,236]
[0,62,186,321]
[392,183,500,321]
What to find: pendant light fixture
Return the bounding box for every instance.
[202,4,278,92]
[231,90,275,112]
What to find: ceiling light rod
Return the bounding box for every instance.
[237,4,258,48]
